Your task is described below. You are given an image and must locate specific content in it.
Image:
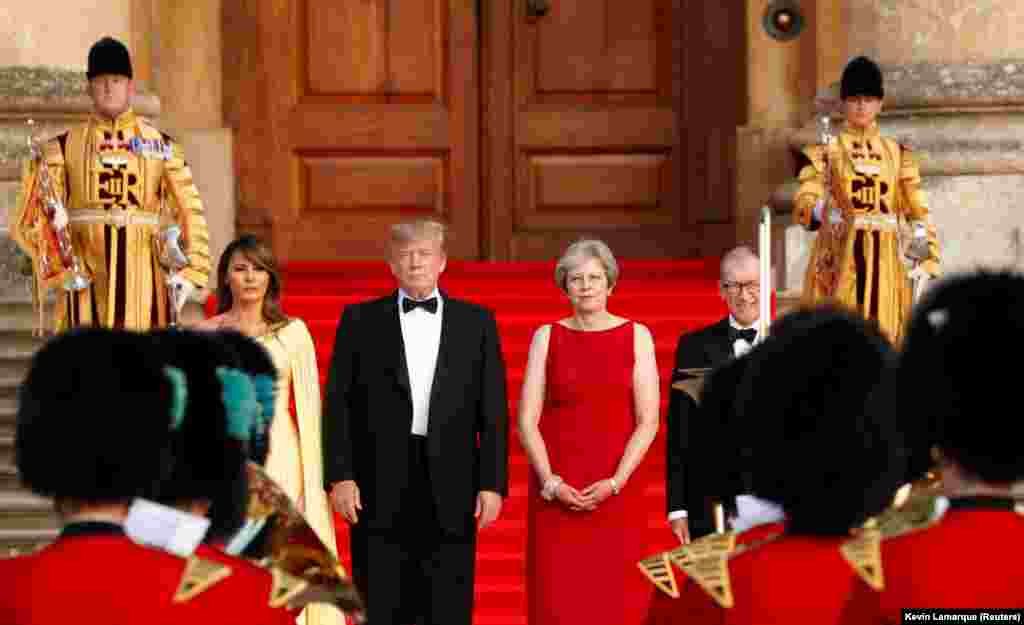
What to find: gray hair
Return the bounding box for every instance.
[720,246,759,281]
[390,218,448,252]
[554,239,620,292]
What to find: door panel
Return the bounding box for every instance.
[485,0,685,260]
[235,0,478,261]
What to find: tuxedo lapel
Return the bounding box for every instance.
[427,293,454,429]
[707,317,734,364]
[386,294,412,398]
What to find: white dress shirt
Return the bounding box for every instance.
[729,315,759,357]
[398,288,443,436]
[668,315,759,522]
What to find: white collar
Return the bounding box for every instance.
[729,315,759,332]
[398,287,441,304]
[731,495,786,533]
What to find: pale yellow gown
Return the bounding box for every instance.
[258,318,344,625]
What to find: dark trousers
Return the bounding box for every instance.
[351,435,477,625]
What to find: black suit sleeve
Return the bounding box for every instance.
[322,303,360,487]
[666,333,699,516]
[475,308,509,496]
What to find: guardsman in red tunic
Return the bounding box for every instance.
[642,308,904,624]
[148,329,363,623]
[643,354,785,624]
[0,328,299,624]
[847,272,1024,623]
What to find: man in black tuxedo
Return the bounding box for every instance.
[323,218,509,625]
[666,246,761,543]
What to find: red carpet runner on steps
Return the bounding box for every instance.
[272,259,728,625]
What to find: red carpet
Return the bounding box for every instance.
[252,259,727,624]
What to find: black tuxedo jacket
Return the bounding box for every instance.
[666,317,734,538]
[322,291,509,536]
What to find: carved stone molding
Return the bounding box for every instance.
[0,65,159,179]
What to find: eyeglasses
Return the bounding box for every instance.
[721,281,760,295]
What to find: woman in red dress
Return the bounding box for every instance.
[518,239,661,625]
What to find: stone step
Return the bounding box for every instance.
[0,297,36,333]
[0,371,24,402]
[0,528,58,558]
[0,465,20,491]
[0,396,16,426]
[0,356,29,387]
[0,430,11,477]
[0,491,56,530]
[0,331,45,359]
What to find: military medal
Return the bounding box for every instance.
[129,136,172,161]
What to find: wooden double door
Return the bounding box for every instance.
[232,0,741,262]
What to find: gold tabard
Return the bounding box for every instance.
[793,122,940,343]
[10,109,210,331]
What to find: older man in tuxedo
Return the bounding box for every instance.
[323,218,509,625]
[666,246,762,543]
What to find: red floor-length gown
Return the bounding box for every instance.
[527,321,651,625]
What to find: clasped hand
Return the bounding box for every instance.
[554,478,614,512]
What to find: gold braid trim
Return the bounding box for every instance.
[173,556,233,603]
[840,528,885,591]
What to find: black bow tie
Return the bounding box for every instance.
[730,327,757,344]
[402,297,438,314]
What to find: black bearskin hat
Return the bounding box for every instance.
[840,56,883,100]
[149,329,251,542]
[898,271,1024,484]
[211,330,277,466]
[734,307,902,535]
[87,37,133,80]
[16,328,176,503]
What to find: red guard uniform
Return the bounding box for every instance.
[643,522,785,625]
[194,542,303,623]
[646,523,880,625]
[854,497,1024,623]
[0,523,297,625]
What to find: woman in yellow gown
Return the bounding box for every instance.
[794,56,941,343]
[197,234,341,625]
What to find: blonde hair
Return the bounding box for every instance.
[390,218,448,253]
[554,239,620,292]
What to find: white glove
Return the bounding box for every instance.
[905,222,931,261]
[908,264,929,282]
[812,199,843,225]
[168,273,196,313]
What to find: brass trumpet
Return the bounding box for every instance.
[228,462,364,615]
[25,119,91,292]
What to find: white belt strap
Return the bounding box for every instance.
[851,214,899,231]
[69,208,160,229]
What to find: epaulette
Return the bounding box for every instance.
[133,117,166,141]
[638,532,737,607]
[670,367,710,403]
[869,491,944,540]
[267,566,309,608]
[840,528,884,591]
[173,556,233,602]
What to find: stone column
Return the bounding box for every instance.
[151,0,235,302]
